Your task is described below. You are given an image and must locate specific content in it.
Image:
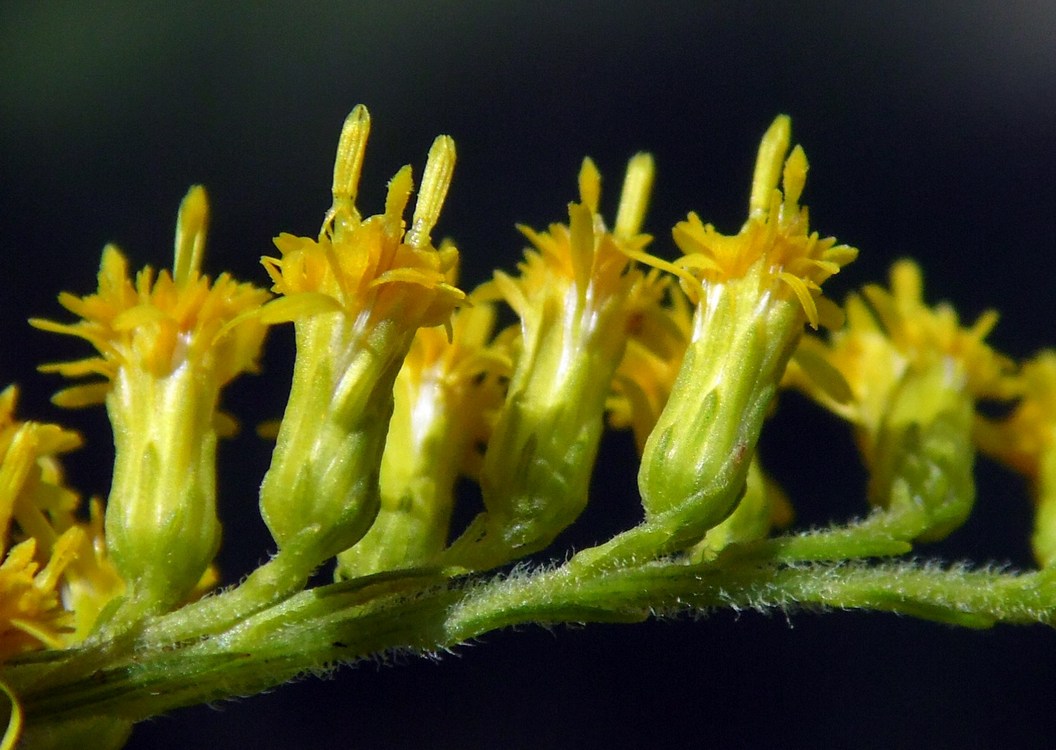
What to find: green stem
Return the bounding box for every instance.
[6,551,1056,735]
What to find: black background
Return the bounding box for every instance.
[2,2,1055,748]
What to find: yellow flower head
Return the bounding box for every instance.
[586,116,858,566]
[258,106,466,568]
[31,187,270,411]
[783,260,1017,542]
[30,188,268,610]
[445,154,657,570]
[788,259,1018,453]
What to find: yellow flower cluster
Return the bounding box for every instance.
[625,116,856,329]
[788,260,1018,453]
[31,188,269,410]
[0,386,122,659]
[785,260,1020,542]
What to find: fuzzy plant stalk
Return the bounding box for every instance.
[2,106,1055,750]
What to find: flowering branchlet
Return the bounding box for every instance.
[258,106,466,570]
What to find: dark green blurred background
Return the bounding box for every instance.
[2,2,1055,747]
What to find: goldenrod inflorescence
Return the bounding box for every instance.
[2,105,1054,749]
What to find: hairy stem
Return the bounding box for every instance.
[6,546,1055,736]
